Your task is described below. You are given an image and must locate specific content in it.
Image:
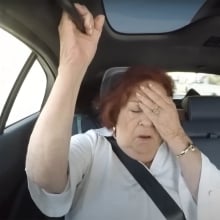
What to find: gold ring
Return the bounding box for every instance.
[152,105,160,115]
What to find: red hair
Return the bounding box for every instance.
[99,66,174,128]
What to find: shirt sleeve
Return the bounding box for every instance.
[27,130,97,217]
[197,153,220,220]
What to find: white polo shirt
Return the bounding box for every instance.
[27,129,220,220]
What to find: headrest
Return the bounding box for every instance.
[100,67,128,97]
[182,96,220,120]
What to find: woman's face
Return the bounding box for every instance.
[115,80,166,165]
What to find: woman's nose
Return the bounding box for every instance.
[138,116,153,127]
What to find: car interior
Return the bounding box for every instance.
[1,0,220,219]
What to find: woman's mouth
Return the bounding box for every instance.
[138,135,151,139]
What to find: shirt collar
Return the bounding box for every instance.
[149,142,171,175]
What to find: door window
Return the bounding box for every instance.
[0,28,48,127]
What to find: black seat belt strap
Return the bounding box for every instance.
[106,136,186,220]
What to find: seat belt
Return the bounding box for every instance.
[106,136,186,220]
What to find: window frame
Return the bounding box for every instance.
[0,35,55,134]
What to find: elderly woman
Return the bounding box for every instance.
[25,4,220,220]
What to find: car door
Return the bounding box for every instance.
[0,26,55,219]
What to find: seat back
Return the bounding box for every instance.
[72,114,101,134]
[182,96,220,168]
[73,67,128,134]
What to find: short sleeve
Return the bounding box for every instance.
[197,153,220,220]
[27,130,98,217]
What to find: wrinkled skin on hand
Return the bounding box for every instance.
[58,3,105,68]
[136,82,190,152]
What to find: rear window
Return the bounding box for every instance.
[103,0,206,34]
[168,72,220,99]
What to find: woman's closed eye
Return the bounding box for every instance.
[130,108,142,113]
[128,101,142,113]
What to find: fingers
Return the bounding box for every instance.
[59,4,105,37]
[136,92,159,113]
[148,83,172,105]
[138,102,156,119]
[74,3,105,36]
[136,83,176,119]
[94,14,105,34]
[138,84,172,110]
[74,3,94,35]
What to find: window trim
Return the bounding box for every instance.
[37,54,55,109]
[0,52,36,133]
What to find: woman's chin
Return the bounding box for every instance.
[131,138,159,154]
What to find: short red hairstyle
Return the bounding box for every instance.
[99,66,174,128]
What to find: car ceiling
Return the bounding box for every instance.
[1,0,220,113]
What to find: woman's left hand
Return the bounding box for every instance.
[136,82,203,200]
[136,82,190,152]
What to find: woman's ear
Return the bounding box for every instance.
[112,126,116,137]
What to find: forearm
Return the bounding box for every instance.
[167,132,202,201]
[26,65,87,193]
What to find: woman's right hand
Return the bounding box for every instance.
[58,3,105,70]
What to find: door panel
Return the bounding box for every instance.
[0,114,48,219]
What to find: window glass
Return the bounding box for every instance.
[103,0,205,33]
[0,28,31,114]
[167,72,220,99]
[6,60,46,126]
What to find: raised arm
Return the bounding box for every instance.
[25,4,105,193]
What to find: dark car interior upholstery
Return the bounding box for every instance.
[72,113,101,134]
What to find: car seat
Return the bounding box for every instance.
[182,96,220,168]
